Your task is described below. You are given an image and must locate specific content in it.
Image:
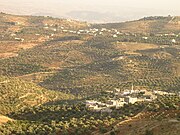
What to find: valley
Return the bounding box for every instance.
[0,13,179,135]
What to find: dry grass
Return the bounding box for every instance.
[119,20,155,33]
[0,52,18,59]
[115,118,180,135]
[165,17,180,31]
[109,110,180,135]
[42,18,88,29]
[0,42,38,58]
[88,110,180,135]
[114,42,158,53]
[0,115,13,125]
[4,15,29,26]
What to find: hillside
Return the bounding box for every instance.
[0,13,180,135]
[0,93,179,135]
[0,13,179,97]
[94,16,180,34]
[104,95,180,135]
[0,76,74,115]
[0,12,88,59]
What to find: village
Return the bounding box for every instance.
[2,19,179,45]
[85,85,177,113]
[51,24,179,44]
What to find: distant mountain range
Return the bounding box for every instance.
[66,11,133,23]
[1,1,179,23]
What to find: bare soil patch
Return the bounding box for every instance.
[0,115,13,125]
[115,42,158,53]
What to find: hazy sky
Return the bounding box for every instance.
[0,0,180,22]
[61,0,180,10]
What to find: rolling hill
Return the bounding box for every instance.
[0,13,179,135]
[0,13,179,97]
[94,16,180,34]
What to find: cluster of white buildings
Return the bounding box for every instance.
[5,20,179,44]
[60,27,122,38]
[85,85,160,113]
[42,23,124,38]
[156,33,179,37]
[85,84,179,113]
[7,19,179,43]
[153,90,176,96]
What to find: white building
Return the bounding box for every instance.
[172,39,176,43]
[44,27,49,29]
[125,96,138,104]
[62,30,68,32]
[101,28,107,31]
[113,34,118,38]
[15,38,24,42]
[60,26,64,29]
[142,37,148,40]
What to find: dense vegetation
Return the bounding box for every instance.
[0,102,145,135]
[0,76,74,115]
[0,94,179,135]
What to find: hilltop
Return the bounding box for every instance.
[0,12,88,58]
[94,16,180,34]
[0,12,88,28]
